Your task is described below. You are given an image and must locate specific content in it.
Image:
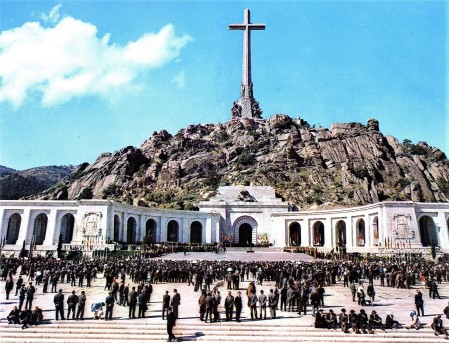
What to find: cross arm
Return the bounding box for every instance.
[229,24,246,30]
[248,24,266,30]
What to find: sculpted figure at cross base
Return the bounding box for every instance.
[237,190,257,202]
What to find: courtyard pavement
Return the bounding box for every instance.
[1,249,448,332]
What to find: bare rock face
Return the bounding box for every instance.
[34,115,449,209]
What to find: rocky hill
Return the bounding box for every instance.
[1,165,76,200]
[33,115,449,210]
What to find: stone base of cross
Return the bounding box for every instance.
[231,97,263,119]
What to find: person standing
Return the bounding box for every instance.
[54,289,65,320]
[51,273,58,293]
[18,284,26,311]
[198,289,206,321]
[213,289,221,322]
[128,286,137,319]
[234,291,242,322]
[105,291,114,321]
[76,291,86,320]
[415,290,424,316]
[268,289,277,319]
[204,292,214,323]
[25,282,35,310]
[171,289,181,319]
[167,307,177,342]
[248,290,258,320]
[15,275,23,296]
[138,290,147,318]
[162,291,171,320]
[67,290,78,320]
[5,277,14,300]
[224,291,234,321]
[259,290,267,319]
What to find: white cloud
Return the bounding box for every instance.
[0,14,193,108]
[40,4,62,24]
[171,70,186,88]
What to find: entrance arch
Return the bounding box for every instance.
[167,220,179,242]
[419,216,438,247]
[356,219,366,246]
[289,222,301,246]
[313,221,325,246]
[335,220,346,248]
[190,221,202,243]
[127,217,137,244]
[113,215,120,242]
[146,219,157,243]
[33,213,48,245]
[233,216,258,246]
[6,213,21,245]
[60,213,75,244]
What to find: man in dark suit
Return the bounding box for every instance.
[66,290,78,320]
[171,289,181,319]
[25,282,35,310]
[54,289,64,320]
[5,277,14,300]
[415,289,424,316]
[128,286,137,319]
[105,291,114,320]
[167,307,177,342]
[224,291,234,321]
[76,291,86,320]
[138,290,147,318]
[162,291,171,320]
[234,291,243,322]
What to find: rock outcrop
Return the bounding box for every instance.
[32,116,449,210]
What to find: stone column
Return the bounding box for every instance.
[324,218,333,248]
[437,211,449,248]
[43,209,57,246]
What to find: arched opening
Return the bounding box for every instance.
[419,216,438,247]
[335,220,346,248]
[313,221,325,246]
[356,219,366,246]
[6,213,21,245]
[146,219,157,243]
[372,216,379,246]
[167,220,179,242]
[289,222,301,246]
[60,213,75,244]
[33,213,48,245]
[239,223,253,246]
[190,221,202,243]
[127,217,136,244]
[113,215,120,242]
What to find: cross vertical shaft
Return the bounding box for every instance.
[229,8,265,119]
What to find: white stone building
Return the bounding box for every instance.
[0,186,448,254]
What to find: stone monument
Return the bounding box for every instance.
[229,8,265,119]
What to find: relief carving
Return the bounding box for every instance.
[392,214,415,239]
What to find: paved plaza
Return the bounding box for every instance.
[1,249,449,342]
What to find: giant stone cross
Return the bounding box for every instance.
[229,8,265,119]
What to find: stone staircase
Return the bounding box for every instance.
[0,320,445,343]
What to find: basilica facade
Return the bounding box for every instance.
[0,186,448,254]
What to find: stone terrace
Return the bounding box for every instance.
[1,249,448,342]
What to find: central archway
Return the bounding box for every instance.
[289,222,301,246]
[233,216,258,247]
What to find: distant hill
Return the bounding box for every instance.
[0,165,76,200]
[0,165,18,176]
[33,115,449,210]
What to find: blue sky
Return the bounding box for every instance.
[0,1,447,170]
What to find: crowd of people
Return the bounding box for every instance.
[2,252,449,340]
